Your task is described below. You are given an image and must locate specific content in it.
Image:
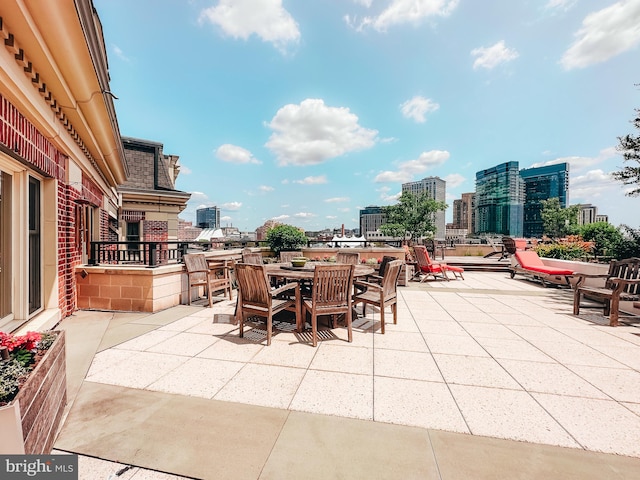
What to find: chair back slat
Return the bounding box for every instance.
[502,236,517,255]
[607,257,640,294]
[381,260,403,298]
[336,252,360,265]
[184,254,209,283]
[413,246,430,269]
[378,256,396,278]
[312,264,354,308]
[236,264,271,306]
[242,251,263,265]
[279,251,303,263]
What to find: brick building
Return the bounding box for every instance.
[0,1,127,331]
[119,137,191,244]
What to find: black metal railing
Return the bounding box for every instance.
[88,241,190,267]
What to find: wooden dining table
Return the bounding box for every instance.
[265,262,375,281]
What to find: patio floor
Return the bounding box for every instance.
[53,271,640,479]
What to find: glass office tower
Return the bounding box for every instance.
[475,162,525,237]
[196,206,220,229]
[520,163,569,238]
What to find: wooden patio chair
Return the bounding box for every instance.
[302,264,355,347]
[336,251,360,265]
[184,253,233,307]
[413,245,464,282]
[241,249,263,265]
[353,260,403,334]
[363,255,397,285]
[573,257,640,326]
[279,251,304,263]
[235,263,301,345]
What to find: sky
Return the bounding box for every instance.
[94,0,640,232]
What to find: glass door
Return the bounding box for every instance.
[28,177,41,314]
[0,171,12,320]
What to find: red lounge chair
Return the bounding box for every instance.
[413,245,464,282]
[510,250,574,287]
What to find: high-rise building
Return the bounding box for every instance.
[520,163,569,238]
[401,176,446,239]
[452,192,475,234]
[359,206,385,238]
[196,206,220,229]
[576,204,601,225]
[475,162,525,236]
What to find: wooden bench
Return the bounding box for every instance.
[573,257,640,326]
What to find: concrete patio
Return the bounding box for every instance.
[52,271,640,479]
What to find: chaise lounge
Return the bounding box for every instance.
[510,250,575,287]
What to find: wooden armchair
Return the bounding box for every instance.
[364,255,397,285]
[336,251,360,265]
[573,257,640,326]
[279,251,304,263]
[241,249,263,265]
[353,260,403,334]
[303,264,355,347]
[184,254,233,308]
[235,263,301,345]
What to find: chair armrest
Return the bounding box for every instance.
[353,280,381,292]
[574,273,610,288]
[271,282,299,296]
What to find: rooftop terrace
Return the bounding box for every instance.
[53,270,640,479]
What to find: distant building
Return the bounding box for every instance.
[177,218,202,241]
[452,192,475,234]
[196,206,220,229]
[574,205,609,225]
[255,220,281,241]
[475,161,525,237]
[401,176,446,239]
[120,137,191,243]
[520,163,569,238]
[359,206,386,238]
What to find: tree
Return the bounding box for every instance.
[265,224,307,255]
[579,222,623,258]
[379,191,447,244]
[612,107,640,196]
[540,198,580,239]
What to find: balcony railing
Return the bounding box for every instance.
[88,241,190,267]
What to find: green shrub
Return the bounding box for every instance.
[265,224,307,255]
[534,243,589,260]
[0,359,29,404]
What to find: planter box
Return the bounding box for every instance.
[0,330,66,454]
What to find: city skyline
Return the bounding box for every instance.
[95,0,640,231]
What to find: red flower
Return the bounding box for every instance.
[0,331,41,352]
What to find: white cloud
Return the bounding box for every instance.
[220,215,232,222]
[374,150,450,183]
[189,191,209,201]
[347,0,459,32]
[325,197,350,203]
[560,0,640,70]
[326,215,338,219]
[544,0,577,12]
[443,173,465,188]
[293,175,328,185]
[112,45,131,62]
[215,144,261,164]
[272,214,290,220]
[338,207,351,212]
[294,212,315,218]
[266,98,378,166]
[199,0,300,53]
[471,40,519,70]
[400,96,440,123]
[528,147,617,172]
[220,201,242,211]
[570,169,616,200]
[353,0,373,7]
[180,165,192,175]
[259,185,274,192]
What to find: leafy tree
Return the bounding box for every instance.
[540,198,580,239]
[611,224,640,259]
[265,224,307,255]
[579,222,623,258]
[379,191,447,244]
[612,107,640,196]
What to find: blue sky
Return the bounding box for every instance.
[95,0,640,232]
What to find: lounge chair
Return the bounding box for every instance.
[510,250,574,287]
[413,245,464,282]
